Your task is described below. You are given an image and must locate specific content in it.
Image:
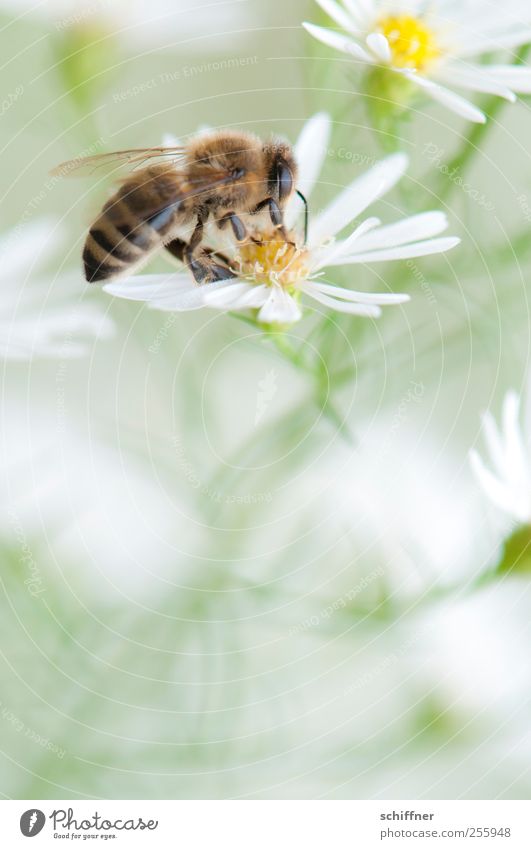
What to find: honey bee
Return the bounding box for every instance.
[52,130,307,285]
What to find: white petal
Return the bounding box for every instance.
[454,29,531,58]
[302,22,373,62]
[202,281,262,309]
[103,273,191,302]
[0,218,63,281]
[406,73,487,123]
[258,286,302,324]
[434,63,516,101]
[0,306,112,361]
[481,410,509,481]
[342,0,375,27]
[308,279,409,304]
[366,32,392,63]
[332,236,460,264]
[339,211,449,255]
[302,282,382,317]
[105,272,270,316]
[314,0,358,33]
[470,450,528,520]
[222,283,270,310]
[285,112,332,228]
[482,65,531,95]
[313,216,381,267]
[150,280,235,312]
[502,391,530,485]
[308,153,409,247]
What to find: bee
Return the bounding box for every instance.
[52,130,307,285]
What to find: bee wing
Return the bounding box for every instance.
[104,167,244,233]
[96,170,241,243]
[50,146,187,178]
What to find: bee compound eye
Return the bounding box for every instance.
[277,164,293,201]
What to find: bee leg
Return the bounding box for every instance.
[183,218,237,283]
[208,263,238,281]
[251,198,290,241]
[184,216,209,282]
[166,237,234,281]
[164,238,187,262]
[218,212,247,242]
[186,253,236,283]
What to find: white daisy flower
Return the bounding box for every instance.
[470,390,531,522]
[103,113,459,327]
[303,0,531,123]
[0,219,114,360]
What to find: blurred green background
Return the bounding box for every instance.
[1,0,531,799]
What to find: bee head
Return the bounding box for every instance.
[263,140,298,206]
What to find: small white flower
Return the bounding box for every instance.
[0,219,114,361]
[470,390,531,522]
[104,113,459,327]
[303,0,531,123]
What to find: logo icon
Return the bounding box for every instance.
[20,810,45,837]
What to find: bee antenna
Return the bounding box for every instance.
[296,190,308,244]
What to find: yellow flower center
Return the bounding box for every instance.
[235,234,310,289]
[377,14,441,71]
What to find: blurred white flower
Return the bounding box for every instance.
[0,0,252,51]
[104,113,459,326]
[1,404,197,602]
[324,419,490,593]
[303,0,531,123]
[419,582,531,719]
[470,390,531,522]
[0,219,113,361]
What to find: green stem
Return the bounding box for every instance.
[268,331,354,443]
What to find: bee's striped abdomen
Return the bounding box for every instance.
[83,194,161,283]
[83,166,185,283]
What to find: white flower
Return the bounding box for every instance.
[470,390,531,522]
[0,219,114,360]
[303,0,531,123]
[1,0,252,51]
[104,113,459,326]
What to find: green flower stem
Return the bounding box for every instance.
[436,43,531,204]
[268,331,354,443]
[231,316,353,441]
